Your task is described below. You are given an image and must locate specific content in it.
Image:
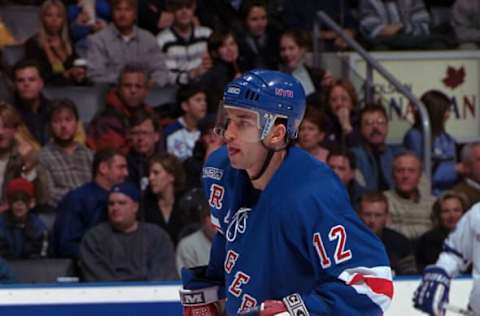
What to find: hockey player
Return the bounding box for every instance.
[414,203,480,315]
[179,69,393,316]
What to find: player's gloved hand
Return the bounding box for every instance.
[413,265,451,316]
[180,286,221,316]
[238,293,309,316]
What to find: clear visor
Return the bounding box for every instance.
[214,101,264,143]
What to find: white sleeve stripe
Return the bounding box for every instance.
[210,214,224,234]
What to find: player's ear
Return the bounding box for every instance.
[269,123,287,146]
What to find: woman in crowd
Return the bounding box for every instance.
[415,191,468,272]
[143,153,196,246]
[25,0,86,85]
[322,79,361,149]
[278,29,333,108]
[198,30,247,112]
[297,106,329,162]
[403,89,460,196]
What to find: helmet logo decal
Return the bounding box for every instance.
[275,88,294,98]
[227,87,241,95]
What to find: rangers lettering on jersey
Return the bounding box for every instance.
[239,294,257,313]
[225,250,239,274]
[209,184,224,209]
[229,271,250,297]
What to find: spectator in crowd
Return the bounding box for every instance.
[297,106,329,162]
[195,0,246,36]
[67,0,111,57]
[0,103,47,210]
[198,30,247,112]
[452,142,480,209]
[415,191,468,272]
[284,0,356,50]
[143,153,193,245]
[156,0,212,85]
[127,110,162,188]
[176,197,215,274]
[87,0,169,86]
[0,178,48,259]
[137,0,171,35]
[323,79,361,149]
[403,90,459,196]
[385,152,436,240]
[327,147,368,207]
[164,84,207,161]
[452,0,480,49]
[38,99,93,208]
[80,182,177,281]
[12,60,52,146]
[352,104,403,192]
[87,63,152,154]
[0,17,16,48]
[358,191,417,275]
[0,256,13,282]
[25,0,87,85]
[53,148,128,258]
[237,0,280,70]
[278,29,333,108]
[358,0,444,50]
[183,114,224,189]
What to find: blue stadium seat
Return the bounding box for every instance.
[2,44,25,67]
[43,85,110,124]
[0,5,40,43]
[7,258,77,283]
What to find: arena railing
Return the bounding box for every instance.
[313,11,432,186]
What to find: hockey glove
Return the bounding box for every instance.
[239,293,309,316]
[413,265,450,316]
[180,266,225,316]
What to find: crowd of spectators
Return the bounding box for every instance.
[0,0,478,281]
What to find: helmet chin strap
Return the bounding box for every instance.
[249,139,290,181]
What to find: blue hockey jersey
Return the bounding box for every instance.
[202,146,393,316]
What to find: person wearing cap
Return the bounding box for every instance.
[164,84,208,161]
[79,182,177,281]
[0,178,48,259]
[38,99,93,208]
[53,148,128,258]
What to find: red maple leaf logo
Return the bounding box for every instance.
[442,66,465,89]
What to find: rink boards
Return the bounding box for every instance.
[0,277,472,315]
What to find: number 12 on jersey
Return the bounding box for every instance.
[313,225,352,269]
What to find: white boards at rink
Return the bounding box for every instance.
[0,277,472,315]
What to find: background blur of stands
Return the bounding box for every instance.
[0,277,472,316]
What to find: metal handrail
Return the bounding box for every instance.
[314,11,432,185]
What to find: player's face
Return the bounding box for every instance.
[130,119,159,156]
[118,72,148,109]
[182,92,207,122]
[112,1,136,30]
[246,6,268,37]
[148,162,174,195]
[15,67,44,101]
[327,155,354,185]
[223,107,267,172]
[360,111,387,147]
[108,192,138,231]
[280,34,304,71]
[329,85,353,113]
[439,197,464,231]
[298,119,324,151]
[50,109,78,143]
[393,155,422,195]
[359,201,388,235]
